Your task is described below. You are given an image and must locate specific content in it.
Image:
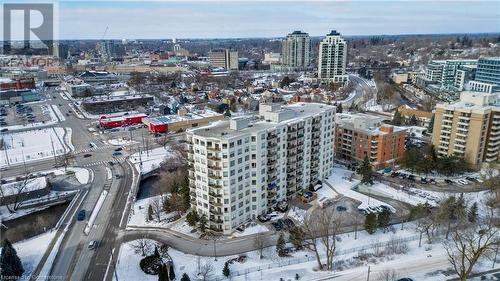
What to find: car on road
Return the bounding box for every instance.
[420,177,428,184]
[396,278,413,281]
[88,240,99,250]
[77,210,86,221]
[114,147,123,152]
[58,103,62,106]
[115,174,121,179]
[457,179,469,185]
[108,161,114,166]
[112,152,122,156]
[444,179,453,184]
[83,153,92,158]
[0,128,8,132]
[65,113,70,116]
[465,176,478,182]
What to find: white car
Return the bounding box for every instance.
[456,179,469,185]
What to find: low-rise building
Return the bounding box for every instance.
[334,113,406,169]
[397,105,434,127]
[81,91,154,114]
[143,109,224,134]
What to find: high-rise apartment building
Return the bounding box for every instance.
[281,31,311,68]
[432,91,500,166]
[472,57,500,93]
[317,30,348,84]
[186,103,336,234]
[425,59,478,88]
[208,49,239,70]
[334,113,406,169]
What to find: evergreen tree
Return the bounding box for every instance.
[391,109,402,126]
[427,114,435,133]
[180,273,190,281]
[169,265,175,280]
[222,261,230,278]
[408,114,418,126]
[468,202,478,223]
[276,231,286,257]
[337,103,343,114]
[0,239,24,279]
[158,264,169,281]
[377,209,391,232]
[198,214,207,233]
[365,213,378,234]
[359,155,373,184]
[148,204,153,221]
[186,210,199,227]
[295,273,300,280]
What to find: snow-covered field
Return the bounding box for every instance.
[1,177,47,196]
[1,230,57,279]
[326,167,395,212]
[115,221,494,281]
[0,127,71,167]
[130,147,175,174]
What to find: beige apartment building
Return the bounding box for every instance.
[432,91,500,167]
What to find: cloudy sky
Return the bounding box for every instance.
[4,0,500,40]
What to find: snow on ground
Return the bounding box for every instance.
[0,127,71,167]
[130,147,175,174]
[357,182,441,207]
[315,184,339,200]
[127,195,178,228]
[169,219,199,238]
[288,206,307,223]
[1,177,47,196]
[326,167,395,212]
[116,222,489,281]
[230,223,269,238]
[1,230,57,279]
[107,138,138,146]
[50,104,65,122]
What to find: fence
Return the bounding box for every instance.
[231,234,422,277]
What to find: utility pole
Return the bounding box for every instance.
[50,136,57,165]
[366,265,371,281]
[213,239,217,261]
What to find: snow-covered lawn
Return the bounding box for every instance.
[357,182,442,207]
[169,219,199,238]
[0,127,71,167]
[287,206,307,223]
[1,177,47,196]
[231,223,269,238]
[326,167,395,212]
[315,184,339,200]
[4,230,57,279]
[115,222,489,281]
[127,195,179,228]
[130,147,175,174]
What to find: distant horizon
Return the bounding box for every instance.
[2,1,499,41]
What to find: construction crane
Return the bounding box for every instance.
[101,26,109,40]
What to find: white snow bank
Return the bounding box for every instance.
[1,177,47,196]
[130,147,175,174]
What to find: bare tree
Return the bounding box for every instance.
[0,172,34,212]
[481,163,500,202]
[131,239,153,256]
[377,268,399,281]
[444,208,499,281]
[55,152,74,171]
[150,197,163,223]
[254,232,266,259]
[197,262,214,281]
[302,208,343,271]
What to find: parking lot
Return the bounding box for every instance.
[0,103,52,128]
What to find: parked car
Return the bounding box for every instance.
[396,278,413,281]
[444,179,453,184]
[465,176,478,182]
[420,177,428,184]
[272,220,283,231]
[0,128,9,132]
[257,214,271,222]
[390,172,399,178]
[112,152,122,156]
[457,179,469,185]
[83,153,92,158]
[336,205,347,212]
[77,209,86,221]
[114,147,123,152]
[276,201,289,212]
[408,175,415,182]
[283,218,295,229]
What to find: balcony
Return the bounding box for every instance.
[209,208,222,215]
[207,155,221,161]
[208,182,223,189]
[209,192,222,198]
[209,217,223,224]
[208,164,221,170]
[209,200,222,207]
[207,146,221,152]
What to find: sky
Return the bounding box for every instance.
[3,0,500,40]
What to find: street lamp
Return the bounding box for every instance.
[213,239,217,261]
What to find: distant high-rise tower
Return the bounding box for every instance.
[281,31,311,69]
[208,49,238,70]
[318,30,348,84]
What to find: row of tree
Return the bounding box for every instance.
[400,144,468,176]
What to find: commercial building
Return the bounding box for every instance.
[208,49,239,70]
[186,103,336,234]
[431,91,500,166]
[99,114,147,129]
[262,52,281,65]
[334,113,406,169]
[281,31,311,68]
[397,105,434,128]
[81,91,154,114]
[0,77,35,91]
[317,30,348,84]
[143,109,224,134]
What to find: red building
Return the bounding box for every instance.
[0,77,36,91]
[99,114,147,129]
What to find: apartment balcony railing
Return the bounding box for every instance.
[208,182,223,189]
[209,192,222,198]
[207,155,221,161]
[208,164,221,170]
[209,208,222,215]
